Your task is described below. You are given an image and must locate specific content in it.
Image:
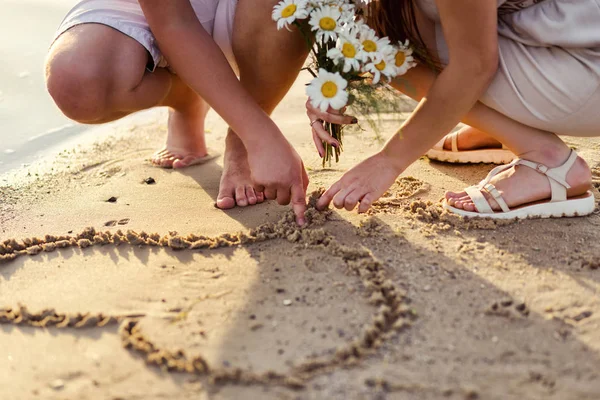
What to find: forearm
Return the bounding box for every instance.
[391,63,525,149]
[384,62,496,169]
[139,1,280,148]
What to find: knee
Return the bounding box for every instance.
[45,52,112,123]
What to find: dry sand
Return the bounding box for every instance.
[1,71,600,400]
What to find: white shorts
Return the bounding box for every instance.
[53,0,238,73]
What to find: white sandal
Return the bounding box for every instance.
[426,132,515,164]
[444,150,596,220]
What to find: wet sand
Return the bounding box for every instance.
[1,69,600,399]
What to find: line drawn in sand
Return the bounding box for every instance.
[0,194,416,391]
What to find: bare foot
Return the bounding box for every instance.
[446,150,592,212]
[151,98,210,169]
[444,126,503,151]
[216,130,265,209]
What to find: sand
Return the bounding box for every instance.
[1,69,600,400]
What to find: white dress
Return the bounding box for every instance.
[417,0,600,137]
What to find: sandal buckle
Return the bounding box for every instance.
[536,163,548,173]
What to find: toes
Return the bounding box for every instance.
[245,185,257,205]
[151,149,177,168]
[256,191,265,203]
[216,185,236,210]
[445,190,466,200]
[455,198,477,212]
[172,156,195,169]
[453,195,472,210]
[463,201,477,212]
[216,196,236,209]
[235,185,248,207]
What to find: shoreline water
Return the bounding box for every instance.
[0,0,82,174]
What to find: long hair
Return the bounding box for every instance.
[366,0,438,68]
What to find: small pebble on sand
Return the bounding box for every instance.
[283,299,293,306]
[49,379,65,390]
[144,177,156,185]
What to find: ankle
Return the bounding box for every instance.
[170,96,208,117]
[225,129,247,155]
[520,143,572,168]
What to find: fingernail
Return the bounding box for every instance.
[351,118,358,124]
[298,218,306,226]
[319,149,324,158]
[332,142,339,148]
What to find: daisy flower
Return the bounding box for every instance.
[309,5,343,43]
[306,69,349,112]
[336,2,356,20]
[394,40,416,75]
[327,36,364,73]
[272,0,310,30]
[364,52,397,84]
[358,26,393,61]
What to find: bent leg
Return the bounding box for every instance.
[46,24,209,169]
[392,64,592,212]
[216,0,309,209]
[46,24,171,123]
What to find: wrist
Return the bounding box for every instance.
[237,116,284,153]
[380,129,409,173]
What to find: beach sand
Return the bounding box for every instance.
[1,69,600,400]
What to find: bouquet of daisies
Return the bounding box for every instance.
[272,0,416,166]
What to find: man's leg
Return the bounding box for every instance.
[46,24,208,169]
[216,0,310,208]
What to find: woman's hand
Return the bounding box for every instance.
[317,150,403,213]
[246,134,309,225]
[305,100,357,158]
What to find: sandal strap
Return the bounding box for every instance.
[462,150,579,213]
[482,183,510,212]
[465,185,494,214]
[451,132,459,152]
[479,158,521,188]
[432,136,445,150]
[516,150,577,202]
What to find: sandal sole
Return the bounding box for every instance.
[426,149,515,165]
[443,192,596,220]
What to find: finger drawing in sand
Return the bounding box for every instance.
[45,0,310,223]
[306,0,600,221]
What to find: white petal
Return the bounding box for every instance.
[319,100,330,112]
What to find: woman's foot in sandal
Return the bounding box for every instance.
[426,126,515,164]
[444,147,594,219]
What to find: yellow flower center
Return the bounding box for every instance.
[395,51,406,67]
[319,17,337,31]
[281,4,297,18]
[362,40,377,52]
[341,42,356,58]
[375,60,386,71]
[321,81,338,98]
